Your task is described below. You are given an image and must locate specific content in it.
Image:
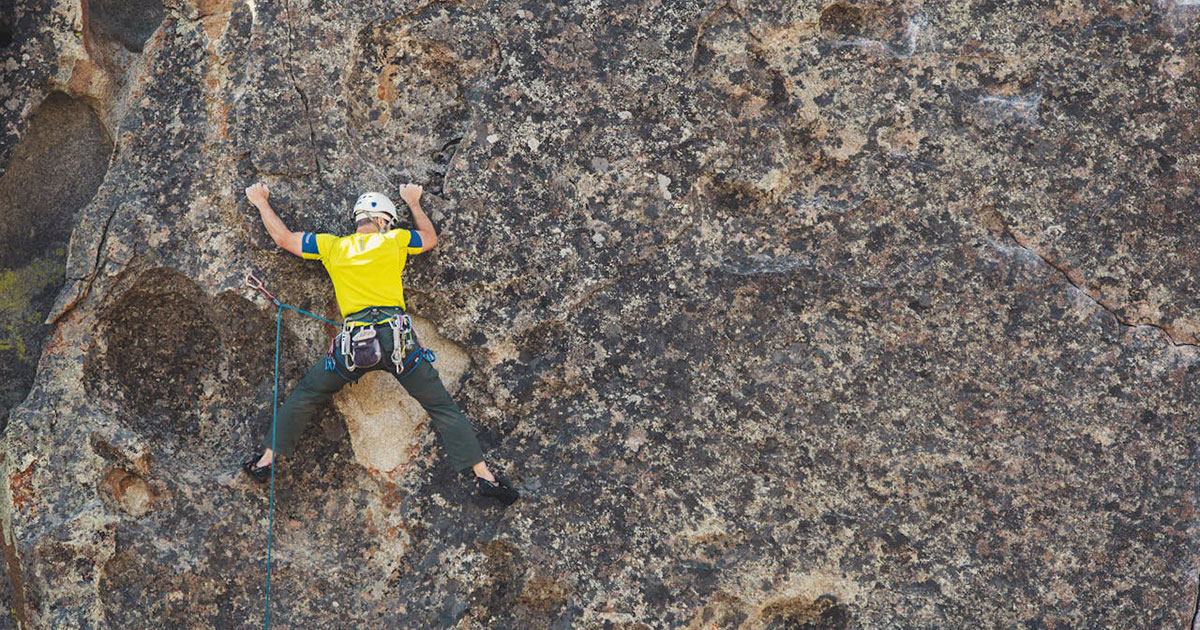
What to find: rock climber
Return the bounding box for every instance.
[240,182,519,506]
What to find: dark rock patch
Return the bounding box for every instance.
[762,594,851,630]
[819,3,866,37]
[0,92,111,427]
[92,269,220,444]
[86,269,279,455]
[0,14,12,49]
[87,0,165,53]
[94,268,218,417]
[0,92,112,270]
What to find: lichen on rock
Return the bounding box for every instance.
[0,0,1198,628]
[0,89,111,438]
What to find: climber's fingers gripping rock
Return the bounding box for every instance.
[399,183,422,206]
[245,182,270,207]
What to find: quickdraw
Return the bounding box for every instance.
[244,272,281,306]
[390,313,437,380]
[244,272,339,327]
[389,313,414,367]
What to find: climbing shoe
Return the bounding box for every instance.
[477,472,519,506]
[242,453,272,484]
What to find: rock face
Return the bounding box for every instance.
[0,91,111,429]
[0,0,1198,628]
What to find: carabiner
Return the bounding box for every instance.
[245,272,281,306]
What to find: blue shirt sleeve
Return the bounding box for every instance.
[408,230,423,250]
[301,232,320,259]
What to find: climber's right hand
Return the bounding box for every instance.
[246,182,270,207]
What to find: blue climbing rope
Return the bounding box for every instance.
[246,273,338,630]
[265,303,280,630]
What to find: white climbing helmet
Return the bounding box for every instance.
[352,192,398,227]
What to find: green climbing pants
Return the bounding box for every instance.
[262,324,485,472]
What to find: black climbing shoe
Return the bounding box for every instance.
[477,472,519,506]
[242,453,272,484]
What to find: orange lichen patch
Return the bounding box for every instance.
[197,0,233,42]
[202,12,231,44]
[377,64,400,104]
[37,315,71,356]
[379,482,406,509]
[10,462,36,514]
[208,99,232,140]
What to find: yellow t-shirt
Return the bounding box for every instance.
[300,229,424,317]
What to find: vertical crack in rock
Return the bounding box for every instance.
[281,0,324,179]
[993,214,1197,349]
[429,134,462,198]
[1192,571,1200,630]
[76,201,121,312]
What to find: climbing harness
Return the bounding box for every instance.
[242,272,435,630]
[328,306,435,381]
[243,272,338,630]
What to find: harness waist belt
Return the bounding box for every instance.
[343,305,405,327]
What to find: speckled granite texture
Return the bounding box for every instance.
[0,0,1198,628]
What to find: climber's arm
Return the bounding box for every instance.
[400,183,438,252]
[246,183,305,257]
